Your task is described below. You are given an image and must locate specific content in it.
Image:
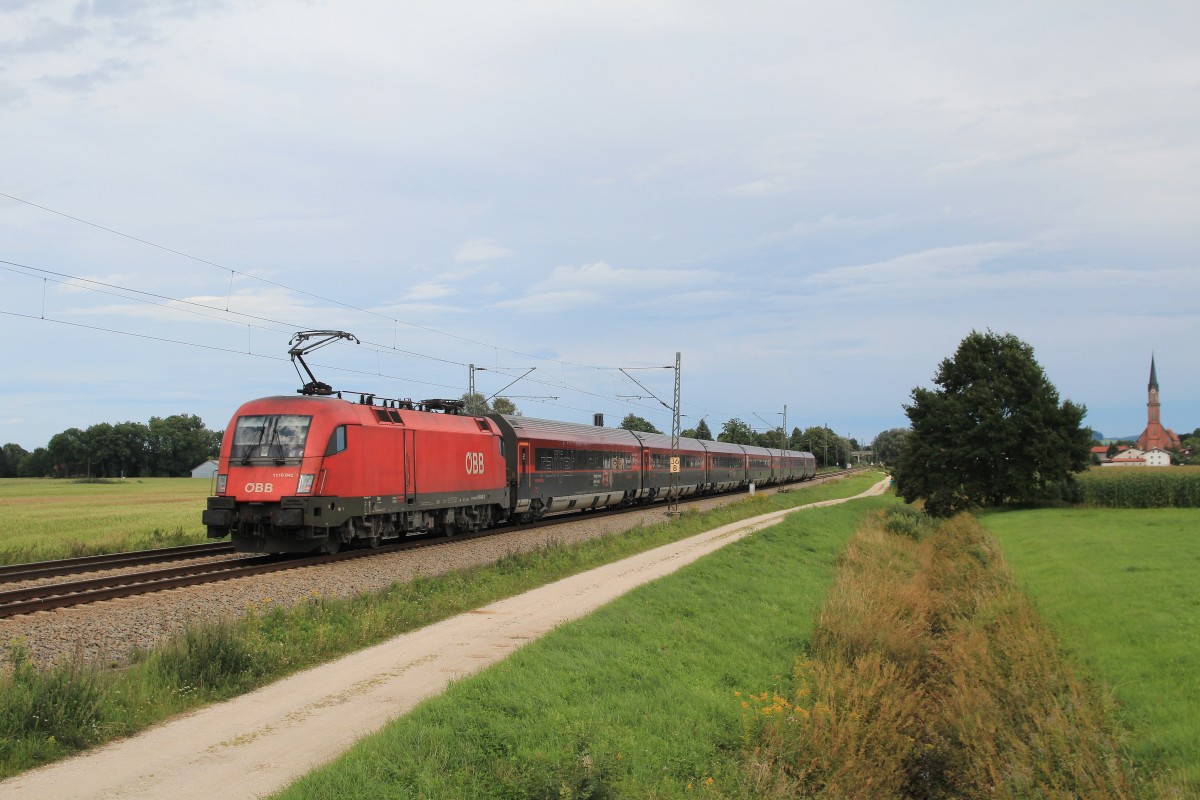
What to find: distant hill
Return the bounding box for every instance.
[1097,436,1140,445]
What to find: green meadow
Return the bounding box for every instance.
[0,478,213,564]
[983,507,1200,793]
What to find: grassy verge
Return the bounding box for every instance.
[271,496,892,798]
[0,478,212,564]
[0,472,883,780]
[268,500,1173,799]
[983,507,1200,796]
[742,508,1145,799]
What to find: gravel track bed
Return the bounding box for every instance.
[0,486,805,669]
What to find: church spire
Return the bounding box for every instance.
[1148,354,1159,392]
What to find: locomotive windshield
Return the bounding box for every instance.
[230,415,312,463]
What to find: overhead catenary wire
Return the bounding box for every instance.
[0,253,685,418]
[0,190,651,371]
[1,194,762,425]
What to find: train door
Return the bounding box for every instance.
[518,443,530,490]
[404,429,415,500]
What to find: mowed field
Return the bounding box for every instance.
[983,507,1200,792]
[0,478,213,564]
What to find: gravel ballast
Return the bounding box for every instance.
[1,488,802,668]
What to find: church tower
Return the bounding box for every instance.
[1136,354,1180,452]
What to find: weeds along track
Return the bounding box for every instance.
[0,470,864,620]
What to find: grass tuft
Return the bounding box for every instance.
[0,644,106,769]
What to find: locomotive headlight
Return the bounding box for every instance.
[296,474,316,494]
[216,474,227,494]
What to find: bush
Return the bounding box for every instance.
[147,620,262,696]
[882,505,934,541]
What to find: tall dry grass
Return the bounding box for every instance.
[739,509,1147,799]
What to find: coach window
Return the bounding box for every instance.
[325,425,347,456]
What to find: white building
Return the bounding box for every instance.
[190,459,219,479]
[1101,447,1172,467]
[1143,448,1173,467]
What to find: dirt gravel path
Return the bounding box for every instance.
[1,478,888,800]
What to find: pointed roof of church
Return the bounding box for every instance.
[1148,354,1159,392]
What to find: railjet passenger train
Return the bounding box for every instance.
[203,331,816,554]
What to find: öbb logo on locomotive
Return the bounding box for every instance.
[200,329,818,555]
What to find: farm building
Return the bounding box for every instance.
[190,459,219,479]
[1101,448,1173,467]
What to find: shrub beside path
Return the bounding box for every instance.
[1,479,889,800]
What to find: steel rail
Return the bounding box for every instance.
[0,542,236,584]
[0,531,496,619]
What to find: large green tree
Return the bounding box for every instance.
[459,393,520,417]
[795,425,850,467]
[893,330,1091,516]
[717,418,755,445]
[0,443,28,478]
[147,415,220,476]
[619,414,661,434]
[872,428,910,464]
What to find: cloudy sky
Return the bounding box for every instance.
[2,0,1198,452]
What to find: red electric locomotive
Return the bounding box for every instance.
[202,394,509,553]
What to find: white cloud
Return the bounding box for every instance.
[403,282,454,302]
[490,289,599,314]
[454,239,515,263]
[727,177,797,197]
[806,242,1029,293]
[537,261,718,292]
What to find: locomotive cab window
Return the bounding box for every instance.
[325,425,347,456]
[230,414,312,463]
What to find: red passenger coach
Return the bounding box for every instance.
[491,416,642,520]
[203,395,509,553]
[627,430,707,500]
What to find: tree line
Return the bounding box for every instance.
[0,414,222,479]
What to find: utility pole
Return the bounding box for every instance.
[781,404,787,450]
[668,351,681,514]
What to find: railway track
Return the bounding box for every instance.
[0,542,236,583]
[0,468,870,619]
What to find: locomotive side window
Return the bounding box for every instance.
[230,415,312,462]
[325,425,347,456]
